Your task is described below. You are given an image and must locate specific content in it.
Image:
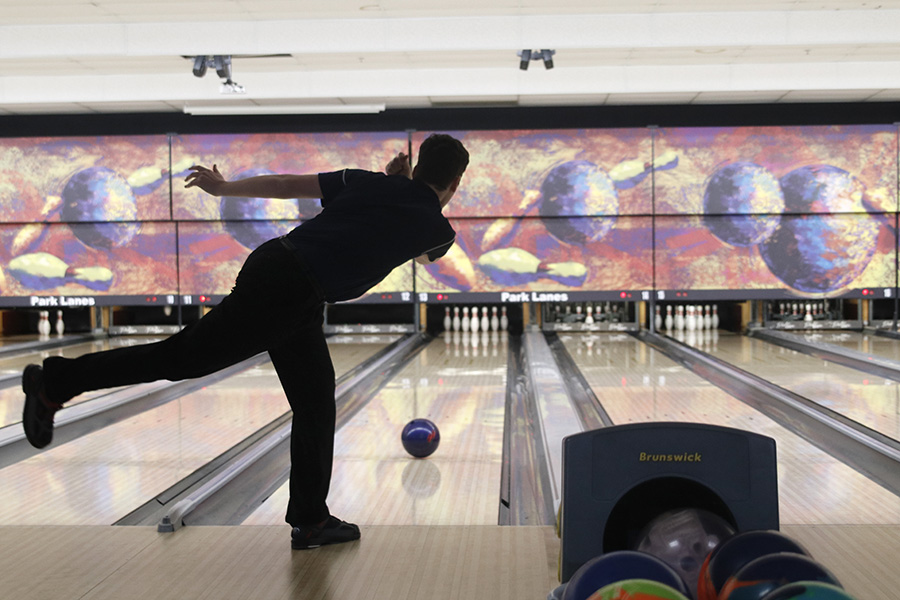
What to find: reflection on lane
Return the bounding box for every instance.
[0,336,164,428]
[561,332,900,526]
[243,331,508,527]
[0,338,393,526]
[692,332,900,442]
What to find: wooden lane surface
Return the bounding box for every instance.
[707,332,900,441]
[559,333,900,526]
[0,525,550,600]
[0,338,393,526]
[1,524,896,600]
[243,331,508,527]
[793,330,900,362]
[0,336,164,427]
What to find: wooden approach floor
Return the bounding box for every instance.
[1,525,898,600]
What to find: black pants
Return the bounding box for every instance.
[42,238,335,528]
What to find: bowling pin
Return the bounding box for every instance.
[480,307,489,332]
[703,305,712,330]
[452,306,461,332]
[654,305,662,331]
[470,306,479,333]
[55,310,64,335]
[686,305,696,331]
[585,304,595,325]
[664,305,674,330]
[491,306,499,332]
[804,303,813,322]
[500,306,508,331]
[443,307,451,332]
[575,304,583,322]
[38,311,51,337]
[675,306,684,331]
[711,304,719,329]
[462,307,470,332]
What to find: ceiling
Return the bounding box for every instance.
[2,1,900,116]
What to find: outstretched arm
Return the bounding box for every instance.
[184,165,322,198]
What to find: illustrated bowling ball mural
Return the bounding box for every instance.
[703,162,784,246]
[539,161,618,245]
[759,165,879,294]
[61,166,140,249]
[220,168,303,249]
[634,508,735,600]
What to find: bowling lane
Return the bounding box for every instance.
[0,336,164,427]
[0,336,395,526]
[561,332,900,526]
[699,332,900,442]
[243,330,508,526]
[786,330,900,363]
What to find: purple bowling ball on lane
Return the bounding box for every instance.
[401,418,440,458]
[703,162,784,247]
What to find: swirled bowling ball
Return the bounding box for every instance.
[635,508,735,600]
[703,162,784,246]
[699,530,810,600]
[220,168,301,249]
[562,551,690,600]
[587,579,690,600]
[719,553,841,600]
[401,418,440,458]
[539,161,618,245]
[760,581,856,600]
[61,167,139,249]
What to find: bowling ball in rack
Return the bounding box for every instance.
[760,581,856,600]
[561,550,691,600]
[634,508,735,600]
[718,553,842,600]
[586,578,690,600]
[401,418,440,458]
[698,530,810,600]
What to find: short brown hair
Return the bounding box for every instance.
[414,134,469,191]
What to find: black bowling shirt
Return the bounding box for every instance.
[284,169,456,302]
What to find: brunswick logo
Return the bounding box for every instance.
[639,452,702,463]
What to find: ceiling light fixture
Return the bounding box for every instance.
[183,103,387,116]
[518,49,555,70]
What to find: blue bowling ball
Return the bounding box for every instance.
[561,550,691,600]
[700,530,810,600]
[401,418,440,458]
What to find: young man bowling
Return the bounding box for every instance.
[22,133,468,549]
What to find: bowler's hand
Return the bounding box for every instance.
[185,164,227,195]
[385,152,412,178]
